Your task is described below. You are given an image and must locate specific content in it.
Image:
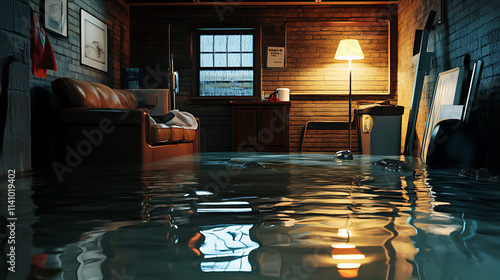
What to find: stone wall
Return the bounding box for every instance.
[398,0,500,167]
[0,0,31,174]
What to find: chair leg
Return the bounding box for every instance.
[300,122,311,152]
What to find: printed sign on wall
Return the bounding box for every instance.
[267,47,285,68]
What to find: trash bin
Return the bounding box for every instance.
[356,104,404,155]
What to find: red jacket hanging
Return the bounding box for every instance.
[30,7,57,78]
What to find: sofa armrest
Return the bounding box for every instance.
[49,108,149,126]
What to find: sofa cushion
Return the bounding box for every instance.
[183,128,197,142]
[90,82,123,108]
[113,89,138,109]
[169,125,184,142]
[151,123,171,144]
[52,78,99,108]
[150,124,193,145]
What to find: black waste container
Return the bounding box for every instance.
[356,104,404,155]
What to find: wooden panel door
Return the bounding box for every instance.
[260,107,285,147]
[233,107,259,149]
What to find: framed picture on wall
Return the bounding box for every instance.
[80,9,107,72]
[44,0,68,37]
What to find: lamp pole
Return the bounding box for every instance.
[348,59,352,153]
[334,39,363,160]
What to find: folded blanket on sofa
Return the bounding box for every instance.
[162,110,198,130]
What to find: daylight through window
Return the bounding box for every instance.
[199,34,255,97]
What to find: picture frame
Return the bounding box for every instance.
[420,67,463,162]
[80,9,107,72]
[44,0,68,37]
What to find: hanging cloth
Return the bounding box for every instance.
[30,7,57,78]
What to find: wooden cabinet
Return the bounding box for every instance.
[232,102,291,152]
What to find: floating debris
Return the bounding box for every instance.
[241,161,267,168]
[459,168,499,181]
[371,159,415,174]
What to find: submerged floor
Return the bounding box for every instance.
[2,153,500,279]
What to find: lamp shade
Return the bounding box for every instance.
[335,39,364,60]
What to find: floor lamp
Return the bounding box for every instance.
[334,39,364,160]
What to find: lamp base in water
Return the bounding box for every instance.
[334,150,353,160]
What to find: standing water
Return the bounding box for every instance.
[1,153,500,280]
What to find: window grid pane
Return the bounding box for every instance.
[228,53,241,67]
[200,35,214,52]
[214,53,227,67]
[242,53,253,67]
[214,35,227,52]
[227,35,241,52]
[242,35,253,52]
[200,53,214,67]
[199,33,254,97]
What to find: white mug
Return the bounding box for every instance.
[276,88,290,101]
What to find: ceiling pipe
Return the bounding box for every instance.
[129,1,398,7]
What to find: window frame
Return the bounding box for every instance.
[192,27,261,100]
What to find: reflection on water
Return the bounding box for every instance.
[2,153,500,279]
[199,224,259,272]
[76,232,106,280]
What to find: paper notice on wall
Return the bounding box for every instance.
[267,47,285,68]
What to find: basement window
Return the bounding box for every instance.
[195,28,261,99]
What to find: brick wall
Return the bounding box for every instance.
[131,4,398,152]
[292,100,358,152]
[0,0,31,174]
[268,21,389,95]
[104,0,131,88]
[398,0,500,168]
[29,0,130,89]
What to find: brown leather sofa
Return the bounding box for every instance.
[43,78,200,166]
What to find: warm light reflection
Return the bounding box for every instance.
[338,266,360,278]
[188,232,202,257]
[331,245,365,260]
[331,244,356,249]
[331,243,366,278]
[337,228,351,238]
[332,254,366,260]
[338,263,361,269]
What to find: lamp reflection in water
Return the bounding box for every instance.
[331,228,365,278]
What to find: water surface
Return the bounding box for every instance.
[2,153,500,280]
